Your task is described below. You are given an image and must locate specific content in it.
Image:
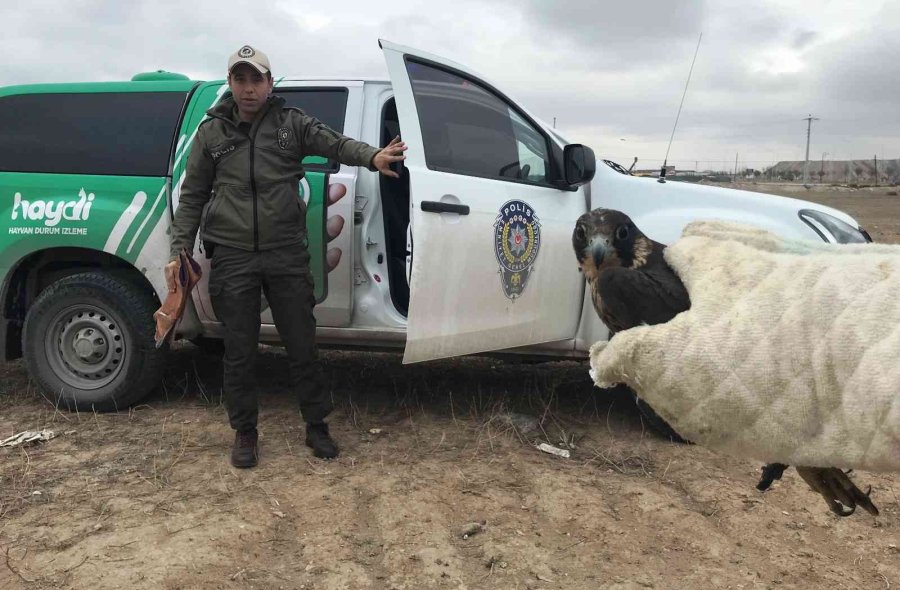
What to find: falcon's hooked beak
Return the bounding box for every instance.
[574,211,625,280]
[577,230,613,281]
[589,236,610,269]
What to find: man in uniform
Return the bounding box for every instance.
[166,45,407,468]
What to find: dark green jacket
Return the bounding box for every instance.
[170,95,379,259]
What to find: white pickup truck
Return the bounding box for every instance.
[0,40,870,412]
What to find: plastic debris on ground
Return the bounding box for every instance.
[0,430,57,448]
[535,442,570,459]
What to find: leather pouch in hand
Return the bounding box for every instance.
[153,248,202,348]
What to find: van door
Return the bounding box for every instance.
[380,40,588,363]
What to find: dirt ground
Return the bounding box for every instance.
[2,185,900,590]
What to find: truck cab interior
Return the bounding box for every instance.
[379,97,410,317]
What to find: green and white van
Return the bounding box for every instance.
[0,41,871,411]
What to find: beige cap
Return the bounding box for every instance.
[228,45,270,75]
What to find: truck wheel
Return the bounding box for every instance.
[634,395,690,444]
[23,272,164,412]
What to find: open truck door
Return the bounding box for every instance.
[380,40,594,363]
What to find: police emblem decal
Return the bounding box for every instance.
[276,127,292,150]
[493,199,541,299]
[239,45,255,58]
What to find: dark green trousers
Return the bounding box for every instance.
[208,244,332,431]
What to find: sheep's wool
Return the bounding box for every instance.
[590,221,900,471]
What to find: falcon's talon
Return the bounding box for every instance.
[794,466,879,518]
[832,503,856,517]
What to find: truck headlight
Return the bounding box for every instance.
[798,209,871,244]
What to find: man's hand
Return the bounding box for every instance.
[372,136,408,178]
[164,258,181,292]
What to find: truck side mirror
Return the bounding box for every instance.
[563,144,596,188]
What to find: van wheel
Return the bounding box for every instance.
[23,272,163,412]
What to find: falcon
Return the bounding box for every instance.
[573,208,878,517]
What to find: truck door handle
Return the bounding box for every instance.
[421,201,470,215]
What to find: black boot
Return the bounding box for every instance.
[305,422,339,459]
[231,429,259,468]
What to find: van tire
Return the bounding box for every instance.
[23,272,163,412]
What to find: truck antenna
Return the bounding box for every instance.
[659,32,702,183]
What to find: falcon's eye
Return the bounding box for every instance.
[615,225,629,241]
[574,225,585,242]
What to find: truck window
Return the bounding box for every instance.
[0,92,188,177]
[280,88,348,133]
[279,88,349,172]
[405,59,551,186]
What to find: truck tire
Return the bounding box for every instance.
[23,272,164,412]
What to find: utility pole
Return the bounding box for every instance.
[803,114,819,186]
[821,152,828,183]
[733,153,738,182]
[552,117,556,129]
[875,154,878,186]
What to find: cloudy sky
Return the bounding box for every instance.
[3,0,897,172]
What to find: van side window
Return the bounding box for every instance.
[0,92,187,176]
[280,88,349,173]
[405,59,551,186]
